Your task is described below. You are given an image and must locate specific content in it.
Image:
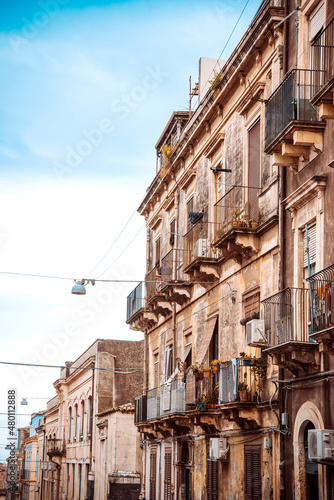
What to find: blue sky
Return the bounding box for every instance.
[0,0,262,461]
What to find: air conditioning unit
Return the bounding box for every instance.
[308,429,334,462]
[209,438,229,461]
[196,238,209,257]
[35,483,40,492]
[246,319,265,346]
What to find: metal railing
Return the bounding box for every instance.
[311,18,334,95]
[126,282,145,321]
[214,185,260,238]
[183,222,220,269]
[145,267,162,302]
[46,439,65,457]
[265,69,323,149]
[146,380,187,420]
[307,264,334,333]
[134,394,147,424]
[262,287,310,346]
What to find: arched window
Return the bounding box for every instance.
[68,407,72,442]
[87,397,92,437]
[74,404,78,441]
[81,400,85,440]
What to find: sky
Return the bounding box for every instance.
[0,0,262,461]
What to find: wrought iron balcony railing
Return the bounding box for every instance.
[265,69,323,150]
[307,264,334,334]
[145,267,162,302]
[311,18,334,96]
[183,222,220,269]
[126,282,145,322]
[134,394,147,424]
[214,185,260,239]
[262,287,310,346]
[145,380,186,421]
[160,248,184,283]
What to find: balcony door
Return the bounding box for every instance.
[248,120,261,221]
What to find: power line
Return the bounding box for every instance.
[84,208,139,278]
[0,360,143,373]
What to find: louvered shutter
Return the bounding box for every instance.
[164,451,172,500]
[207,458,218,500]
[187,197,194,231]
[150,452,156,500]
[155,237,161,268]
[244,293,260,317]
[186,374,196,404]
[244,446,261,500]
[248,120,261,221]
[303,225,316,268]
[170,219,175,246]
[309,2,324,41]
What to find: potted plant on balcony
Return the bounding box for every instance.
[210,359,223,374]
[239,352,251,366]
[190,362,204,380]
[238,373,249,401]
[232,208,243,227]
[250,356,267,393]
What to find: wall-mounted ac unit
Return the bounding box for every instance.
[246,319,265,346]
[308,429,334,462]
[209,438,229,461]
[196,238,209,257]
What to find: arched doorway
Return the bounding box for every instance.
[304,421,319,500]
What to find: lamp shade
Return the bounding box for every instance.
[71,283,86,295]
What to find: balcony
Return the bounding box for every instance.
[310,19,334,118]
[160,249,191,304]
[262,288,319,374]
[265,69,325,171]
[126,282,145,322]
[307,264,334,351]
[183,222,221,280]
[213,186,262,262]
[46,439,65,457]
[126,282,157,331]
[145,267,172,318]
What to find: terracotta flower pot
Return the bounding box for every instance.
[203,369,211,378]
[238,390,249,402]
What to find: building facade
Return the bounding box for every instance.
[127,0,334,498]
[35,338,143,500]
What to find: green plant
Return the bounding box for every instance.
[250,356,267,391]
[190,362,204,376]
[233,208,244,221]
[209,70,223,92]
[210,359,224,366]
[160,143,175,161]
[238,372,248,392]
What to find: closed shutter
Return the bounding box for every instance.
[164,451,172,500]
[150,452,157,500]
[155,237,161,268]
[244,293,260,317]
[187,197,194,231]
[303,224,316,268]
[186,374,196,404]
[170,219,175,246]
[207,458,218,500]
[309,2,324,41]
[248,120,261,221]
[244,446,261,500]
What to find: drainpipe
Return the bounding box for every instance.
[146,226,150,275]
[173,190,179,281]
[172,303,177,371]
[143,331,148,395]
[89,363,95,470]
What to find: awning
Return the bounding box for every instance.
[182,343,192,363]
[194,315,217,364]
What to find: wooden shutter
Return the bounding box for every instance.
[155,237,161,268]
[164,451,172,500]
[244,293,260,317]
[303,224,316,268]
[244,446,261,500]
[248,120,261,221]
[170,219,175,246]
[187,197,194,231]
[150,452,157,500]
[186,374,196,404]
[207,458,218,500]
[309,2,324,41]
